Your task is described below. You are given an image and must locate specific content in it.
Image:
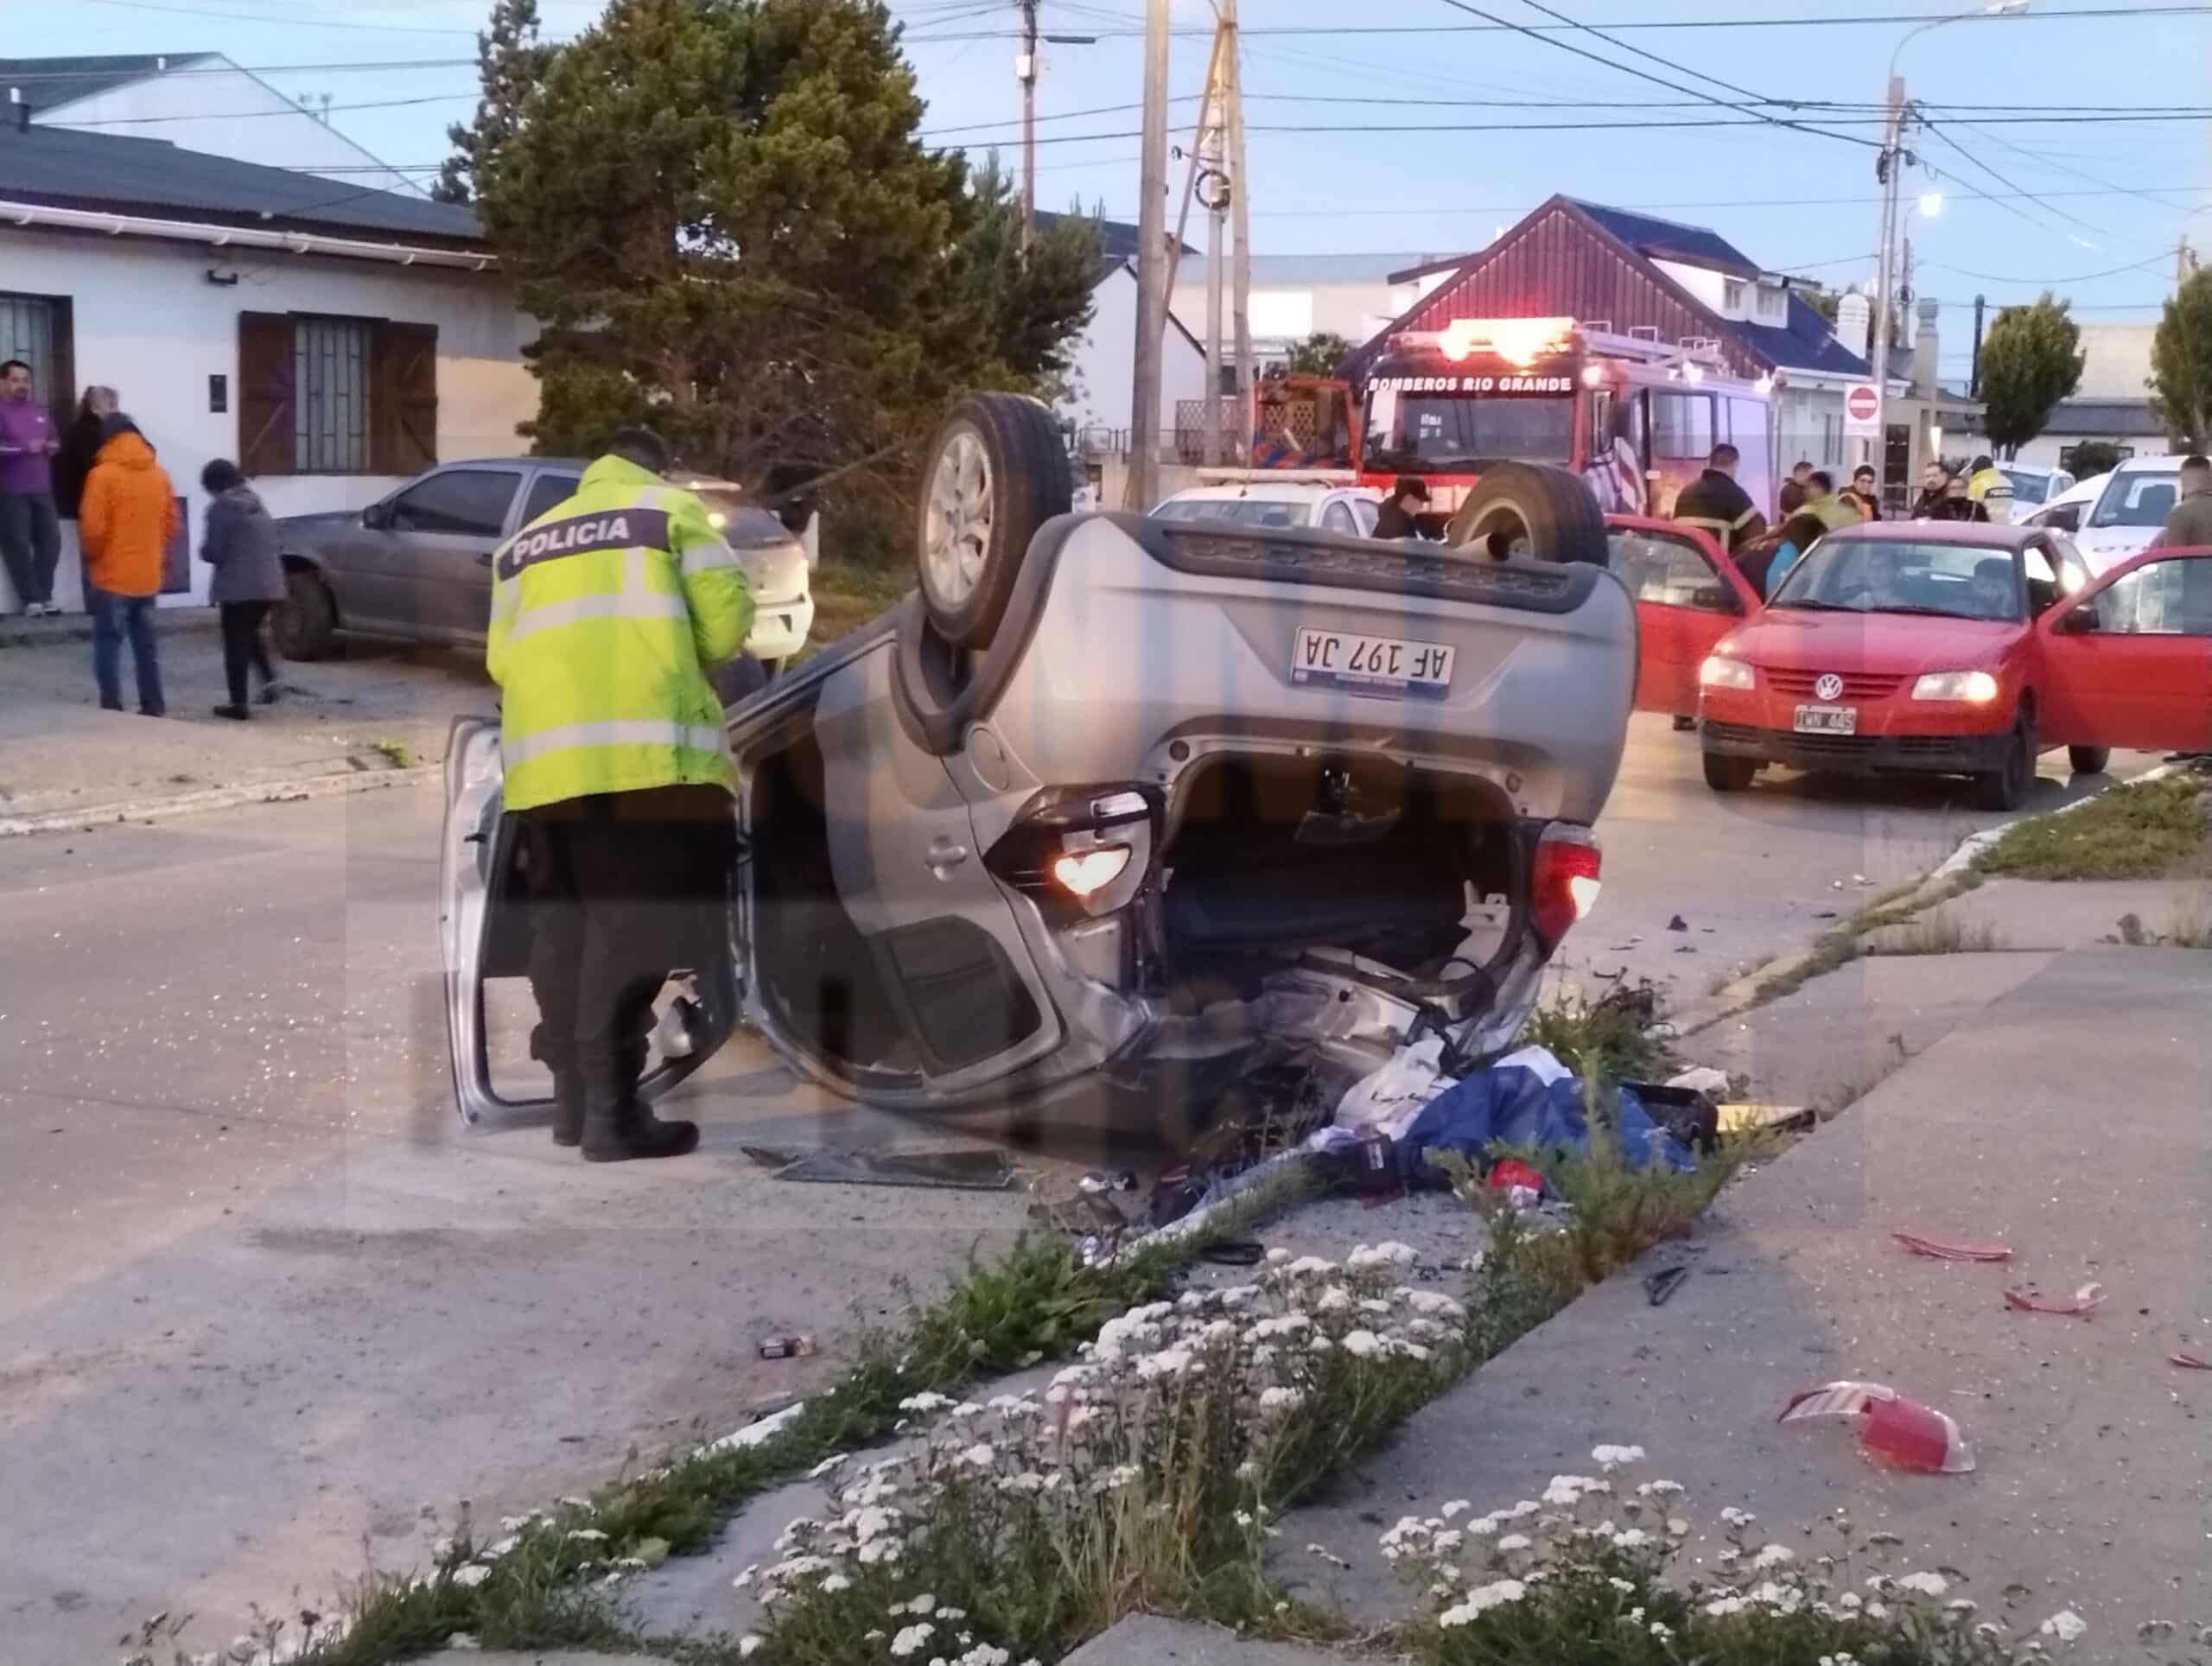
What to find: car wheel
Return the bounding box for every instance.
[1974,717,2035,811]
[1701,750,1758,792]
[2067,744,2111,776]
[273,566,337,661]
[1443,461,1608,563]
[915,393,1072,650]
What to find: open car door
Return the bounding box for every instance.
[1604,516,1758,715]
[439,715,743,1127]
[2036,548,2212,755]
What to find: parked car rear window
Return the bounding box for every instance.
[520,472,580,526]
[1153,497,1314,529]
[2001,468,2051,506]
[2089,472,2179,528]
[1769,537,2021,621]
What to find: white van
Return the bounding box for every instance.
[2073,455,2186,574]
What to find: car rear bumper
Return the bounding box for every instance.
[1701,720,2012,776]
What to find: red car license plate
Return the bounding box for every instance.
[1793,703,1858,735]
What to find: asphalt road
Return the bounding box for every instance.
[0,719,2158,1661]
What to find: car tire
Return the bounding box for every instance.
[915,393,1072,651]
[2067,744,2111,776]
[1702,750,1758,792]
[274,566,337,661]
[1974,716,2035,811]
[1443,461,1608,563]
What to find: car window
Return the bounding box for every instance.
[1605,527,1736,611]
[2001,467,2050,506]
[520,472,580,527]
[2033,500,2082,533]
[1351,498,1379,536]
[389,469,520,537]
[1770,537,2021,621]
[2089,472,2178,529]
[1154,497,1313,529]
[1321,500,1357,535]
[2077,556,2212,635]
[1649,392,1715,461]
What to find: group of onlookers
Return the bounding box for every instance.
[0,359,285,722]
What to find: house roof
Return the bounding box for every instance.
[1037,207,1192,261]
[1736,290,1870,379]
[1567,199,1762,278]
[2039,399,2165,439]
[0,53,219,113]
[0,124,484,245]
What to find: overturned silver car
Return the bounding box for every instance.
[442,396,1636,1137]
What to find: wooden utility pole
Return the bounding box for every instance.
[1125,0,1170,510]
[1222,0,1253,465]
[1017,0,1039,244]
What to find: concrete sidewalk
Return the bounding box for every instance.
[0,627,487,830]
[1280,945,2212,1648]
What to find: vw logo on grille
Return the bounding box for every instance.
[1814,673,1846,701]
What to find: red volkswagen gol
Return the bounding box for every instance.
[1696,521,2212,809]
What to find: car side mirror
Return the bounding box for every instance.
[2056,606,2096,635]
[1692,582,1743,614]
[362,500,391,531]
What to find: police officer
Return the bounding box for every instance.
[1965,455,2014,524]
[487,426,753,1161]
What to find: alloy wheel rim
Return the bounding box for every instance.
[923,429,993,607]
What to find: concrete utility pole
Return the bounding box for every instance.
[1017,0,1039,244]
[1198,35,1230,465]
[1223,0,1254,465]
[1125,0,1170,511]
[1869,72,1906,491]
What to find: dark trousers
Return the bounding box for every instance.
[0,490,61,608]
[88,586,163,715]
[219,601,275,706]
[517,785,736,1102]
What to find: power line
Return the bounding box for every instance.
[46,94,476,129]
[74,0,480,34]
[0,58,482,81]
[1006,111,2212,147]
[1916,118,2108,239]
[1929,254,2177,284]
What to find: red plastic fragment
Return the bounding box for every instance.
[1894,1231,2012,1262]
[1778,1380,1974,1474]
[2002,1282,2105,1319]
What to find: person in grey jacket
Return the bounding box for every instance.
[200,459,285,719]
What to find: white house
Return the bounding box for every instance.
[0,121,533,613]
[1169,251,1465,370]
[1058,256,1208,504]
[3,52,423,196]
[1999,323,2166,470]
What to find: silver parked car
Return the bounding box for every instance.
[442,397,1637,1137]
[271,457,817,669]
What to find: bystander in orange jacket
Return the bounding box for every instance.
[79,423,179,597]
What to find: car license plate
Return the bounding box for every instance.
[1793,703,1858,735]
[1292,628,1454,699]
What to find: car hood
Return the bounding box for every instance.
[2070,525,2158,573]
[273,509,362,536]
[1721,608,2020,675]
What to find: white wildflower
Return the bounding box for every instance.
[1347,1242,1418,1270]
[957,1442,996,1469]
[1703,1595,1747,1617]
[1285,1255,1337,1277]
[2039,1610,2087,1644]
[1591,1444,1646,1468]
[1666,1517,1691,1537]
[737,1637,764,1659]
[1839,1593,1863,1612]
[1259,1386,1304,1415]
[1438,1578,1529,1626]
[1636,1479,1685,1498]
[1315,1287,1353,1313]
[1611,1529,1653,1550]
[890,1621,935,1656]
[733,1564,758,1590]
[1608,1577,1637,1593]
[1648,1621,1674,1641]
[451,1565,491,1589]
[1719,1506,1756,1529]
[1495,1534,1532,1553]
[1897,1571,1949,1598]
[1265,1247,1292,1264]
[1309,1334,1334,1354]
[821,1574,851,1593]
[808,1454,847,1479]
[899,1392,954,1414]
[1440,1499,1471,1519]
[1341,1329,1382,1358]
[909,1593,938,1614]
[1753,1543,1796,1570]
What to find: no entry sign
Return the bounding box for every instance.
[1844,382,1880,436]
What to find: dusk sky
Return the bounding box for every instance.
[32,0,2212,378]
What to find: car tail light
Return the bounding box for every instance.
[986,786,1157,919]
[1532,823,1601,944]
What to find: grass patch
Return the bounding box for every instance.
[1866,909,2002,957]
[803,557,913,658]
[367,737,415,769]
[1522,984,1677,1088]
[1975,773,2209,881]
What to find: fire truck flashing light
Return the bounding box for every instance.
[1432,315,1577,366]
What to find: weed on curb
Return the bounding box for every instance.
[1975,774,2209,881]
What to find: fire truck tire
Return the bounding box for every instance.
[915,393,1073,650]
[1444,461,1609,565]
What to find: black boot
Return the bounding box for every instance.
[581,1092,699,1162]
[550,1070,586,1148]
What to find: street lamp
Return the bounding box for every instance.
[1868,1,2028,492]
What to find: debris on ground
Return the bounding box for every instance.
[1893,1230,2013,1262]
[1666,1065,1731,1097]
[739,1146,1019,1190]
[757,1334,817,1360]
[1643,1264,1691,1307]
[1779,1380,1975,1474]
[2004,1281,2106,1319]
[2171,1351,2210,1370]
[1666,914,1688,932]
[1396,1046,1696,1186]
[1717,1102,1816,1135]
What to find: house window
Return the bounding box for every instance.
[2,287,77,433]
[293,316,372,473]
[1757,285,1784,320]
[238,310,438,477]
[1723,280,1746,313]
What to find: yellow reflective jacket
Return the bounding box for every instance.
[486,454,754,811]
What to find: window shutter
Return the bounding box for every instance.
[372,321,439,474]
[238,312,296,476]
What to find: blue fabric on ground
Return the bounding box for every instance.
[1392,1062,1694,1184]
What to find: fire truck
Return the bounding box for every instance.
[1249,315,1777,524]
